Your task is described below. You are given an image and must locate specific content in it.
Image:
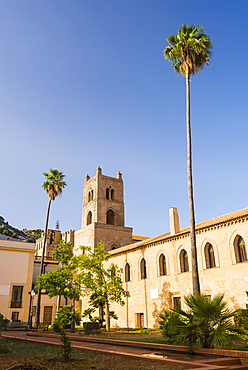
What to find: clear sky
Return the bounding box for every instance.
[0,0,247,237]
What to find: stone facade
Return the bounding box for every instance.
[75,167,133,251]
[107,208,248,329]
[35,229,74,257]
[33,168,248,329]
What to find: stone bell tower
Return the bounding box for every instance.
[75,167,133,251]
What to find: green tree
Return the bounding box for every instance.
[77,242,129,331]
[35,241,81,301]
[36,241,129,331]
[35,169,67,325]
[159,294,245,349]
[164,25,212,294]
[53,305,81,329]
[53,323,73,362]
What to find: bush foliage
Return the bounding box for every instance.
[159,294,246,349]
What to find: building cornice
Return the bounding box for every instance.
[110,208,248,257]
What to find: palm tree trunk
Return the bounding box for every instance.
[186,69,200,295]
[35,198,52,325]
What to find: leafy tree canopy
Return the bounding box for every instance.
[35,241,129,331]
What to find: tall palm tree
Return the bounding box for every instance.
[35,169,66,325]
[164,25,212,294]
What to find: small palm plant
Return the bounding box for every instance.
[159,294,245,349]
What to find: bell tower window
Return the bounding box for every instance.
[106,209,115,225]
[88,189,93,202]
[111,189,114,200]
[87,211,92,225]
[106,187,114,200]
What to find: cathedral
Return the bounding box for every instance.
[1,167,247,328]
[73,167,248,329]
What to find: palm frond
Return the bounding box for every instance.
[163,24,212,77]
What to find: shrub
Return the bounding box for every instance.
[53,305,81,329]
[0,313,9,331]
[53,323,72,362]
[234,309,248,330]
[159,294,246,349]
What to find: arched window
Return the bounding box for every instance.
[111,244,117,250]
[49,231,54,245]
[234,236,247,263]
[106,209,115,225]
[159,254,167,276]
[125,263,131,282]
[111,189,114,200]
[180,249,189,272]
[88,190,93,201]
[86,211,92,225]
[106,187,114,200]
[205,243,216,268]
[140,258,147,279]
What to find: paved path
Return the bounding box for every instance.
[1,330,211,368]
[3,330,244,370]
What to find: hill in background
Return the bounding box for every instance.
[0,216,42,243]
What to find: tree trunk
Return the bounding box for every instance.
[186,70,201,295]
[35,198,52,325]
[105,301,110,332]
[56,295,61,312]
[99,303,104,327]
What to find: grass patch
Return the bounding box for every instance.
[0,337,191,370]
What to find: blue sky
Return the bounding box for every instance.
[1,0,247,237]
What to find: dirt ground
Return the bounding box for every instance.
[0,332,193,370]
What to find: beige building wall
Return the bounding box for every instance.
[0,240,35,322]
[105,208,248,329]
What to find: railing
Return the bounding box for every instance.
[10,301,22,308]
[34,256,58,262]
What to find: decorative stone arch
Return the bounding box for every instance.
[111,244,117,250]
[156,250,169,276]
[106,209,115,225]
[176,245,190,273]
[138,255,148,280]
[86,211,92,225]
[229,230,248,264]
[201,238,219,269]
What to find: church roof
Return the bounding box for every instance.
[110,207,248,256]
